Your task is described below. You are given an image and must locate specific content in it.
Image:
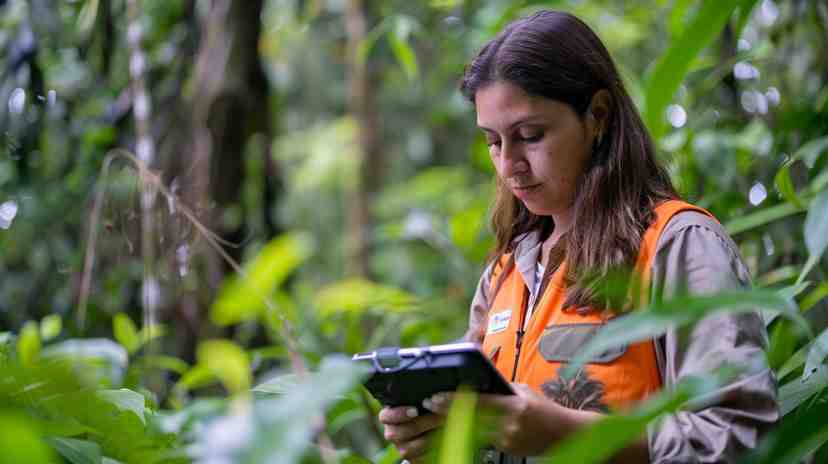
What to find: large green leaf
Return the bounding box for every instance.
[211,232,314,326]
[199,356,369,464]
[643,0,741,141]
[0,412,56,464]
[560,289,806,380]
[803,326,828,382]
[798,189,828,284]
[17,321,41,368]
[438,389,477,464]
[745,392,828,463]
[779,365,828,416]
[97,389,147,425]
[113,313,140,355]
[197,340,251,395]
[542,376,719,463]
[47,437,102,464]
[725,202,804,235]
[314,278,419,317]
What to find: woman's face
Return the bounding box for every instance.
[475,81,597,217]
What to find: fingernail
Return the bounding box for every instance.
[432,393,446,404]
[423,398,433,411]
[406,407,418,418]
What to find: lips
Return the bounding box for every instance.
[512,183,541,199]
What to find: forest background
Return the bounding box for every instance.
[2,0,828,463]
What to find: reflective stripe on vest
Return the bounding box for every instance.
[480,200,714,411]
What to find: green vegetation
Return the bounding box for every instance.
[1,0,827,462]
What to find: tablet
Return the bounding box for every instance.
[352,342,514,411]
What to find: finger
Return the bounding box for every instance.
[476,393,514,411]
[378,406,420,425]
[423,392,454,415]
[398,433,433,461]
[384,413,445,443]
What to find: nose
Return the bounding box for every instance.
[497,142,528,179]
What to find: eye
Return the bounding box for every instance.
[518,131,543,143]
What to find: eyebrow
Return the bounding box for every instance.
[477,115,546,133]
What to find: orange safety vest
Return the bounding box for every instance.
[481,200,713,411]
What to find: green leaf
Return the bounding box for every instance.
[228,356,370,464]
[97,389,147,425]
[315,278,418,317]
[39,315,62,341]
[17,321,41,368]
[745,395,828,463]
[211,232,314,326]
[799,189,828,284]
[175,364,215,392]
[438,389,477,464]
[0,413,56,464]
[803,326,828,382]
[389,34,418,81]
[801,281,828,312]
[543,377,716,463]
[733,0,759,40]
[779,365,828,416]
[795,135,828,169]
[560,289,806,380]
[774,162,803,209]
[725,201,804,235]
[643,0,741,141]
[142,355,189,375]
[113,313,140,354]
[197,340,251,394]
[47,437,101,464]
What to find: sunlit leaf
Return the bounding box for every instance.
[113,313,139,354]
[211,232,314,326]
[17,321,41,368]
[0,413,56,464]
[315,278,419,317]
[644,0,741,141]
[39,315,62,341]
[97,389,147,425]
[197,340,251,395]
[801,281,828,312]
[438,389,476,464]
[774,162,803,209]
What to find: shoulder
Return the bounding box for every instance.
[652,210,752,293]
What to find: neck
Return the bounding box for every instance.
[550,208,574,242]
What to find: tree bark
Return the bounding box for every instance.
[345,0,381,278]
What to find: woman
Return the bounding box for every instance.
[379,10,777,463]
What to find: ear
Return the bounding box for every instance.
[587,89,612,135]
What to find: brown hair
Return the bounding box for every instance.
[460,10,678,310]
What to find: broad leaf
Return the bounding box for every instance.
[438,389,477,464]
[644,0,741,141]
[803,326,828,381]
[17,321,40,368]
[47,437,101,464]
[799,189,828,284]
[315,278,418,317]
[197,340,251,395]
[0,413,56,464]
[40,315,62,341]
[560,289,806,380]
[113,313,139,354]
[211,232,314,326]
[97,389,147,425]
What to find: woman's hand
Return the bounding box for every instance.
[378,406,446,463]
[426,384,600,457]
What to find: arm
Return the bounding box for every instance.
[464,260,495,344]
[647,211,779,463]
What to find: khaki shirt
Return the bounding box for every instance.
[467,211,778,463]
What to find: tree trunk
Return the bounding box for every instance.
[345,0,381,278]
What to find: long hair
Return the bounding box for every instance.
[460,10,678,310]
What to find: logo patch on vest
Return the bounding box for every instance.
[487,309,512,335]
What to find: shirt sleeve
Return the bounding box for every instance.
[647,211,779,463]
[464,261,494,345]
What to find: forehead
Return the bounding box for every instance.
[475,81,568,130]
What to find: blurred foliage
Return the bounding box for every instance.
[1,0,828,462]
